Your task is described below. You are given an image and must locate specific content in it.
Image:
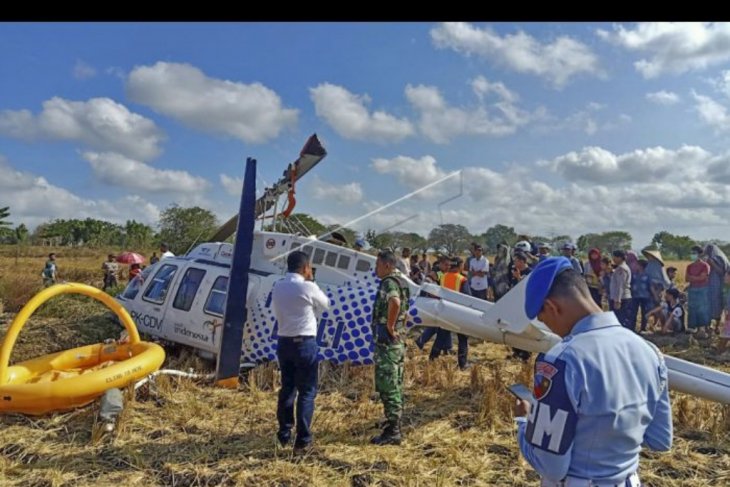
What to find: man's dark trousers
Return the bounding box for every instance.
[277,336,318,447]
[471,288,488,300]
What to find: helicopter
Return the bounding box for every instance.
[117,134,730,404]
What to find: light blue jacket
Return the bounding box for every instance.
[517,312,672,483]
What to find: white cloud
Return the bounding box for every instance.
[540,145,709,183]
[692,91,730,132]
[0,155,37,190]
[372,155,447,189]
[0,156,160,229]
[431,22,601,88]
[310,83,415,143]
[309,176,363,204]
[598,22,730,78]
[711,70,730,99]
[707,154,730,184]
[470,76,518,103]
[587,102,606,111]
[532,102,625,136]
[646,90,680,105]
[349,145,730,245]
[127,62,298,143]
[405,82,534,143]
[73,60,97,80]
[105,66,126,79]
[0,97,164,161]
[220,174,243,197]
[83,152,210,193]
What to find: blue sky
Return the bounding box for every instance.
[3,22,730,248]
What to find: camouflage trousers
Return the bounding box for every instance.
[374,342,405,423]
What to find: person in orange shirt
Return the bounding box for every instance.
[435,257,472,370]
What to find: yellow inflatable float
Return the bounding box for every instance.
[0,283,165,415]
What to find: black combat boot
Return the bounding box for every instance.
[370,420,402,445]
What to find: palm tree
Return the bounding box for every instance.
[0,207,12,240]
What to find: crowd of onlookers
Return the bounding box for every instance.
[390,236,730,356]
[41,235,730,357]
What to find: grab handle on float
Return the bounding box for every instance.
[0,283,141,385]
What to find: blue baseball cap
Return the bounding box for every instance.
[525,256,573,319]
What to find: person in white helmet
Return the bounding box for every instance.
[514,240,538,267]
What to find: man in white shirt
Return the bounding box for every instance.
[396,247,412,275]
[271,250,329,453]
[160,243,175,260]
[469,245,490,300]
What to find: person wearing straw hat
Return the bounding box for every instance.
[642,248,671,311]
[513,257,672,487]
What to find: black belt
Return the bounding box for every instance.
[279,335,315,343]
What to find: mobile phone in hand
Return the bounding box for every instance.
[507,383,534,403]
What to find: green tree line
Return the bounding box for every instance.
[3,205,729,258]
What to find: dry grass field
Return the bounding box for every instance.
[0,247,729,486]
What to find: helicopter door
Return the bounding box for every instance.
[136,262,182,339]
[159,266,218,353]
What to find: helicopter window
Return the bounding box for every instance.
[290,242,301,250]
[337,254,351,269]
[325,251,338,267]
[355,259,371,272]
[204,276,229,317]
[142,264,178,304]
[312,248,325,265]
[173,267,206,311]
[122,265,155,300]
[300,244,313,258]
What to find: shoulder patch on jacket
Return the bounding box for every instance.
[526,354,577,454]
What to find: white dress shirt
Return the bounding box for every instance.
[469,256,490,291]
[396,257,411,275]
[161,250,175,260]
[272,272,330,337]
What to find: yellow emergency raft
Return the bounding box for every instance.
[0,283,165,415]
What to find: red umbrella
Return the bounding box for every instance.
[116,252,145,265]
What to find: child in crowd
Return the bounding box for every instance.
[666,266,678,289]
[660,288,685,335]
[646,296,667,332]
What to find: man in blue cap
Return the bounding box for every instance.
[514,257,672,487]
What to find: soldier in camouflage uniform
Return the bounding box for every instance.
[371,250,411,445]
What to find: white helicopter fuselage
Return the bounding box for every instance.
[118,232,388,365]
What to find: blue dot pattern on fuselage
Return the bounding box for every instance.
[242,270,420,365]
